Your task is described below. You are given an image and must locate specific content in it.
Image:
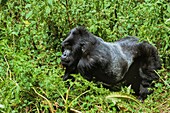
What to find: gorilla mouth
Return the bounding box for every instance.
[61,60,70,63]
[61,60,71,66]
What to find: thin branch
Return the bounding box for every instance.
[58,0,72,28]
[4,55,12,79]
[70,108,82,113]
[154,70,170,88]
[32,87,54,113]
[69,90,90,107]
[65,0,72,28]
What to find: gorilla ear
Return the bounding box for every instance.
[80,41,93,54]
[80,38,97,54]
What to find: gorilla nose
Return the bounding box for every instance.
[61,53,67,60]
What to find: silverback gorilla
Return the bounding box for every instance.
[60,26,161,100]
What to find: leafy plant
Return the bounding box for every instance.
[106,92,140,105]
[0,0,169,112]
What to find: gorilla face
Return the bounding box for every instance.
[61,27,84,67]
[61,48,73,67]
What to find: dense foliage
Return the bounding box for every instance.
[0,0,169,112]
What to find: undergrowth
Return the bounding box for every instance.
[0,0,169,112]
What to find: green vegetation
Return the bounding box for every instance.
[0,0,169,112]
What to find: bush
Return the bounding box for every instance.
[0,0,169,112]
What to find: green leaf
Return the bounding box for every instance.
[0,104,5,108]
[57,58,61,64]
[56,52,62,56]
[26,11,33,19]
[25,4,31,8]
[47,0,53,6]
[106,92,141,105]
[167,5,170,13]
[45,6,51,15]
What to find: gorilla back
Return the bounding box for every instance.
[61,26,161,100]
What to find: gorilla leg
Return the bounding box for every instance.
[137,42,161,100]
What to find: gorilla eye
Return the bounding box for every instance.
[80,42,85,46]
[72,29,79,35]
[72,31,76,35]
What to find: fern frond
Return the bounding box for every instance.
[106,92,141,105]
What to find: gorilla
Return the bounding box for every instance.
[60,26,161,100]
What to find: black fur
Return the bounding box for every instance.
[61,26,161,100]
